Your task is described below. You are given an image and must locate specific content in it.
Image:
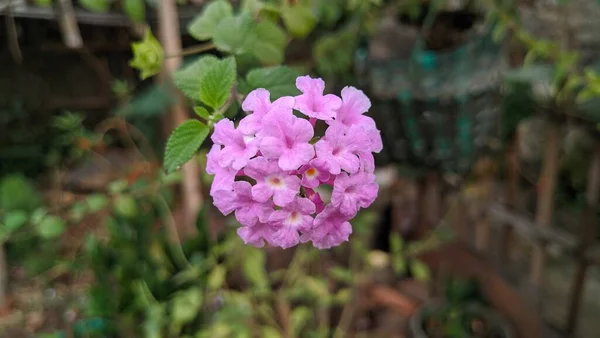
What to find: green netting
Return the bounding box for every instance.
[357,14,506,173]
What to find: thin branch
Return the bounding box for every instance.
[165,43,215,59]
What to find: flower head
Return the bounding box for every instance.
[205,75,382,250]
[294,76,342,121]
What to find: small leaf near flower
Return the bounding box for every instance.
[130,29,164,80]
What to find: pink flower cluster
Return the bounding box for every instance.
[207,76,382,249]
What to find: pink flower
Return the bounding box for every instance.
[260,111,315,171]
[299,159,330,188]
[237,222,274,248]
[331,172,379,217]
[240,89,295,135]
[315,124,370,175]
[329,86,373,128]
[211,119,259,170]
[302,205,352,249]
[212,181,273,227]
[245,157,301,207]
[205,76,383,250]
[304,188,325,214]
[269,197,315,249]
[206,144,237,196]
[294,76,342,121]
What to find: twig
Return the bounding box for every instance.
[165,43,215,58]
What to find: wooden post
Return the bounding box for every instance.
[56,0,83,49]
[157,0,202,238]
[565,141,600,336]
[530,123,560,290]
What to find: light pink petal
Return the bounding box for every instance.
[212,189,237,215]
[237,223,272,247]
[296,75,325,94]
[242,89,272,114]
[271,227,300,249]
[251,183,274,203]
[271,96,295,110]
[260,137,285,159]
[273,188,297,207]
[209,169,236,196]
[291,118,315,143]
[337,153,360,174]
[211,119,237,144]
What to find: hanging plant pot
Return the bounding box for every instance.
[356,7,506,173]
[519,0,600,67]
[409,301,516,338]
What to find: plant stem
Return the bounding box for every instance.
[165,43,215,59]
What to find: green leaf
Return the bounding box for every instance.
[108,179,129,194]
[291,306,312,336]
[242,248,268,289]
[36,215,66,239]
[173,55,219,100]
[213,13,256,55]
[313,30,356,75]
[199,57,237,109]
[334,288,351,304]
[252,20,287,65]
[30,208,47,225]
[281,4,316,38]
[392,255,406,276]
[69,201,88,223]
[33,0,52,7]
[188,0,233,40]
[243,66,301,99]
[410,259,430,282]
[113,195,138,219]
[130,29,164,80]
[79,0,110,12]
[208,264,226,290]
[124,0,145,22]
[171,288,203,332]
[329,266,353,284]
[3,211,28,231]
[261,326,282,338]
[164,120,210,172]
[86,194,109,212]
[0,174,41,212]
[194,106,211,120]
[389,233,403,255]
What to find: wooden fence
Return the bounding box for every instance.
[468,121,600,337]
